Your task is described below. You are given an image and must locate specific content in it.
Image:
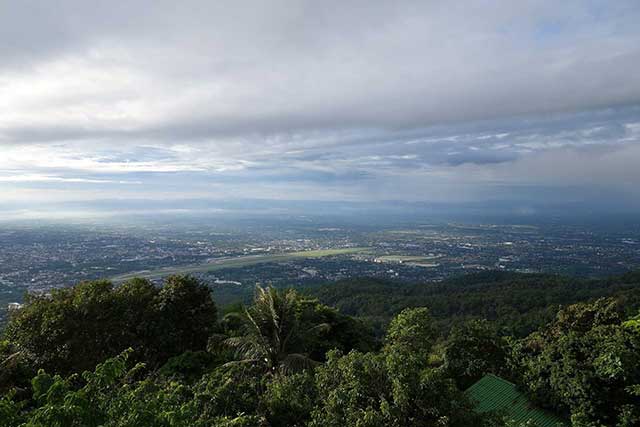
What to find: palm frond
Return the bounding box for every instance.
[221,358,264,369]
[243,305,263,337]
[222,311,245,323]
[224,336,269,361]
[223,285,327,375]
[0,351,22,368]
[305,322,331,335]
[207,333,230,352]
[280,353,317,374]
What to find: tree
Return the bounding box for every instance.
[512,298,640,425]
[383,307,437,410]
[0,390,23,427]
[262,371,316,427]
[153,275,219,362]
[7,349,266,427]
[5,275,218,376]
[223,286,330,374]
[309,349,392,427]
[443,319,509,389]
[310,309,495,427]
[294,298,377,360]
[5,280,125,374]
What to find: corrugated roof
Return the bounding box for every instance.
[465,374,567,427]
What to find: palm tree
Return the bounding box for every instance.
[222,286,329,374]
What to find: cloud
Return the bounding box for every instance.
[2,1,640,142]
[0,174,140,184]
[0,1,639,211]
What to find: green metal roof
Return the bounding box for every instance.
[465,374,567,427]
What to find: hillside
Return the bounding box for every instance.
[309,270,640,336]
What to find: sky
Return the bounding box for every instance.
[1,0,640,220]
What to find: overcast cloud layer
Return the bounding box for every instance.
[1,0,640,218]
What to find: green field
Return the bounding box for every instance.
[111,247,369,282]
[375,255,441,268]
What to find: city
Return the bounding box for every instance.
[2,218,639,319]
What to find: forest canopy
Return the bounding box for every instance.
[1,271,639,426]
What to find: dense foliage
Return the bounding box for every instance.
[511,298,640,426]
[310,270,640,336]
[1,271,639,426]
[443,319,509,390]
[3,276,217,378]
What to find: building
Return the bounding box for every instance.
[466,374,567,427]
[7,302,23,311]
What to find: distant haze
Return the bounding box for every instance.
[1,1,640,219]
